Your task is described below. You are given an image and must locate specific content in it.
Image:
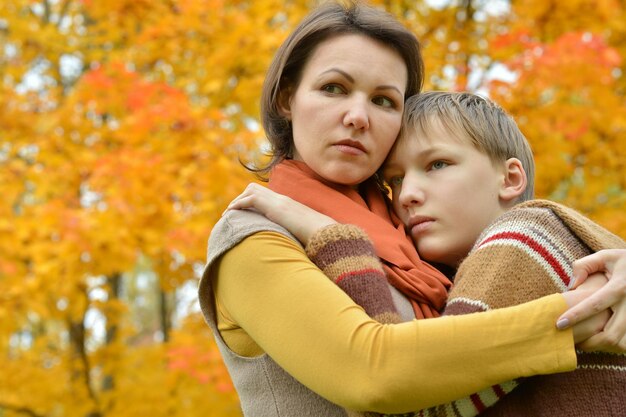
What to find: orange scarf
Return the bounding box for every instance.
[269,160,452,319]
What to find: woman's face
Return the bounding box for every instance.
[281,34,407,186]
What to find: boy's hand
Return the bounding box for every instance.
[562,273,611,345]
[226,183,337,245]
[557,250,626,353]
[556,250,626,348]
[577,296,626,353]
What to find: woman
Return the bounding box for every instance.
[198,2,622,416]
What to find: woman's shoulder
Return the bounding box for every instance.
[209,209,302,254]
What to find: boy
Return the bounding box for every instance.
[378,91,626,416]
[226,91,626,416]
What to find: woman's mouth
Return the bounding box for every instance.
[334,139,366,155]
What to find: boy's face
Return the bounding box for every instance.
[383,120,509,267]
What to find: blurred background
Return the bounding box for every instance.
[0,0,624,416]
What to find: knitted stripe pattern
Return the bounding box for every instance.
[438,204,626,417]
[307,224,402,325]
[307,224,402,417]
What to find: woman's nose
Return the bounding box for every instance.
[343,99,370,130]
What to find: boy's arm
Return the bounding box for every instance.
[306,224,402,324]
[228,183,403,324]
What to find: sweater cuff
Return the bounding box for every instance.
[547,294,578,372]
[305,224,401,324]
[306,224,384,283]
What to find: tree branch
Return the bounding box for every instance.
[0,402,46,417]
[57,0,73,29]
[42,0,51,24]
[67,285,101,416]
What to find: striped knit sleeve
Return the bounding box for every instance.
[307,225,406,417]
[306,224,402,325]
[416,206,593,417]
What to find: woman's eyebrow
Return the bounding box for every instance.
[320,68,354,82]
[376,85,403,95]
[320,68,402,96]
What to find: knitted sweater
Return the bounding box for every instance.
[449,200,626,417]
[307,200,626,417]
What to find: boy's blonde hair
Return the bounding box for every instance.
[401,91,535,202]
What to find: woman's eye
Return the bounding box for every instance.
[388,176,403,187]
[430,161,449,170]
[372,96,395,108]
[322,84,345,94]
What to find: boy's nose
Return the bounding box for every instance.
[343,99,370,130]
[398,174,425,208]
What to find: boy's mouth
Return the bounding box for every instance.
[407,215,435,235]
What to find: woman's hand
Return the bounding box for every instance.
[226,183,337,245]
[557,249,626,352]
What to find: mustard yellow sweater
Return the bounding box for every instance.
[210,228,576,413]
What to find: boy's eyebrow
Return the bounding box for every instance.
[320,68,403,96]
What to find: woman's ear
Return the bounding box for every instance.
[499,158,527,203]
[277,86,293,119]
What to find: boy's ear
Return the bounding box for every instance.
[499,158,527,203]
[277,86,293,119]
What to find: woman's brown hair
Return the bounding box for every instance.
[250,1,424,179]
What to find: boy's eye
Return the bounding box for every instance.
[430,161,449,170]
[322,84,345,94]
[372,96,395,108]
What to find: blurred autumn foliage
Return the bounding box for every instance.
[0,0,624,416]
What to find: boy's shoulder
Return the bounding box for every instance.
[450,200,582,309]
[472,199,626,256]
[472,199,572,253]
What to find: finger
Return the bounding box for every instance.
[572,249,626,287]
[557,280,625,328]
[576,333,609,353]
[600,297,626,352]
[577,331,626,354]
[600,312,626,353]
[225,192,250,210]
[227,183,268,207]
[225,196,252,212]
[571,309,608,344]
[570,251,610,289]
[227,191,278,216]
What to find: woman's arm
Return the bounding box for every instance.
[213,231,576,413]
[226,183,615,347]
